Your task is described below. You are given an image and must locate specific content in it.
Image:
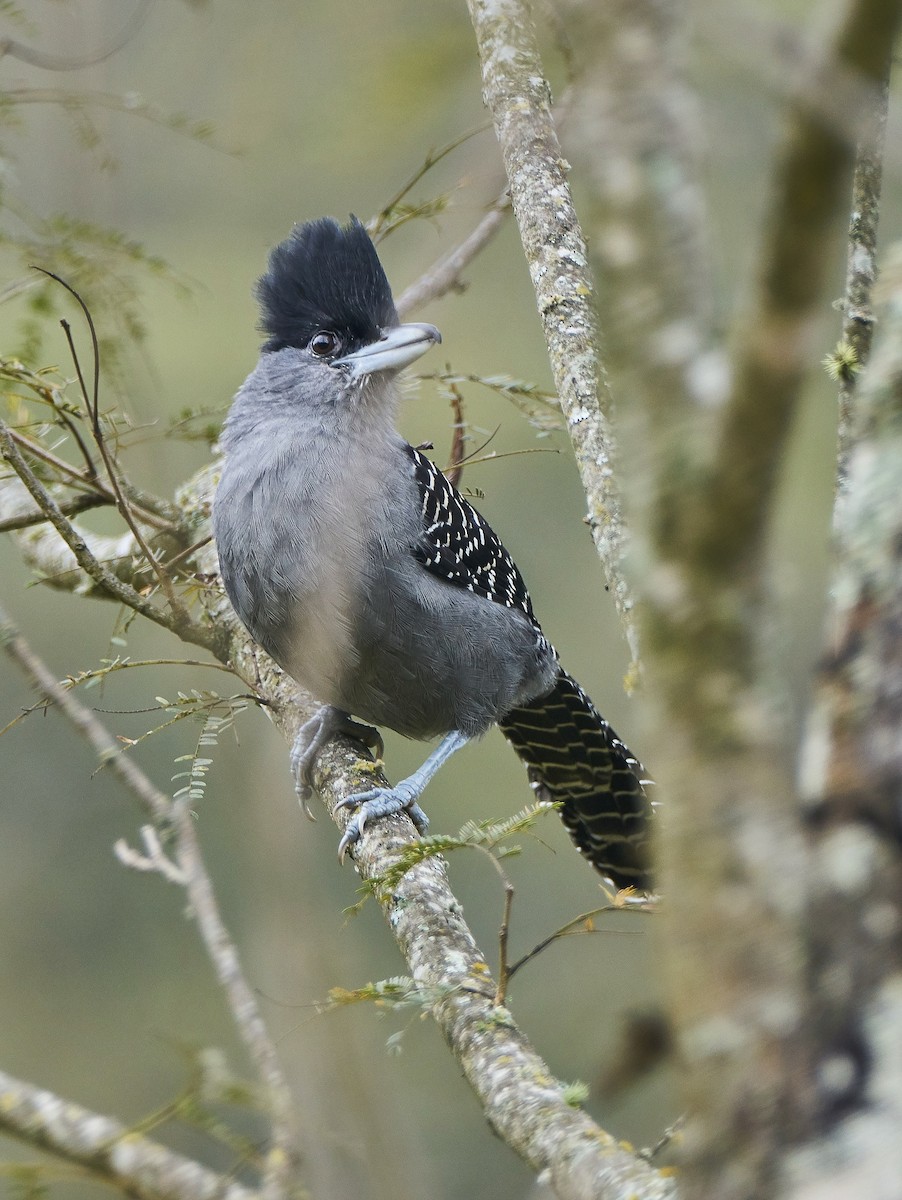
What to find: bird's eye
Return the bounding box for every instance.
[309,330,341,358]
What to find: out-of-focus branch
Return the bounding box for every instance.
[465,0,639,664]
[555,0,901,1196]
[0,1067,258,1200]
[791,254,902,1197]
[698,0,901,578]
[0,602,299,1200]
[557,0,718,513]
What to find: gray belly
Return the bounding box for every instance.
[327,556,558,738]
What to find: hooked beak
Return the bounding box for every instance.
[332,322,441,378]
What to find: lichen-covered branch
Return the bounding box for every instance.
[0,1066,259,1200]
[465,0,638,661]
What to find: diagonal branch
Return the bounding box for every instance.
[0,1066,259,1200]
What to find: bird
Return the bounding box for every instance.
[213,216,653,891]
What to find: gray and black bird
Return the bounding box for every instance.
[213,216,653,891]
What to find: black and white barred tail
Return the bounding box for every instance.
[498,670,653,891]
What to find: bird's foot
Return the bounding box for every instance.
[290,705,384,819]
[335,782,430,862]
[333,730,470,862]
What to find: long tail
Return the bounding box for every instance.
[498,670,653,891]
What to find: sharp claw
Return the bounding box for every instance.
[337,825,356,864]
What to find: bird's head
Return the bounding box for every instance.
[256,216,440,381]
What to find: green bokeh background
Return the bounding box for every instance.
[1,2,899,1197]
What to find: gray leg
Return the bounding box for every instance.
[290,705,384,819]
[336,729,470,861]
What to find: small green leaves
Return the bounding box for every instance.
[822,340,860,383]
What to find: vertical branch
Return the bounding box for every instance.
[465,0,639,662]
[835,77,891,490]
[792,261,902,1196]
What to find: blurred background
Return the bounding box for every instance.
[1,1,899,1197]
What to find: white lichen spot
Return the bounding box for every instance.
[557,248,587,269]
[819,825,878,895]
[687,348,731,409]
[818,1054,857,1096]
[863,902,900,940]
[683,1014,749,1060]
[756,990,801,1036]
[798,704,830,803]
[650,319,699,366]
[598,223,640,269]
[850,243,874,276]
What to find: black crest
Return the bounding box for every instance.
[256,216,398,352]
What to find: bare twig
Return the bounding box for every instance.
[1,420,172,629]
[5,424,173,529]
[369,123,493,238]
[395,190,511,316]
[1,424,219,654]
[0,1066,259,1200]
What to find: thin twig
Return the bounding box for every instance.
[38,271,189,621]
[6,422,174,529]
[0,491,109,532]
[370,122,493,238]
[0,602,299,1199]
[395,189,511,316]
[445,382,468,489]
[1,418,170,629]
[494,869,515,1006]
